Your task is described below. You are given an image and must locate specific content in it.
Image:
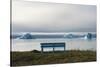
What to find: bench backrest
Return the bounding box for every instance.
[41,43,65,48]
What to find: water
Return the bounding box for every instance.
[11,38,96,51]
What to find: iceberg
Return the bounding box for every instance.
[20,33,34,39]
[84,33,93,40]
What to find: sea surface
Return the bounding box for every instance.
[11,38,96,51]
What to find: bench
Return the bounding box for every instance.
[40,43,66,53]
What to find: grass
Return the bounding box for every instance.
[11,50,96,66]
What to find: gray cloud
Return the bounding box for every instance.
[12,0,96,32]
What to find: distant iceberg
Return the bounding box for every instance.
[84,33,96,40]
[19,33,34,39]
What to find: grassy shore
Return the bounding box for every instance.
[11,50,96,66]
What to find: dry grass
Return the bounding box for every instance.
[11,50,96,66]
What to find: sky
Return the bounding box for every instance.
[12,0,96,33]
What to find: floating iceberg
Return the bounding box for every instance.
[19,33,34,39]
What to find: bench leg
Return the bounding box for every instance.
[53,47,55,53]
[41,47,43,53]
[64,46,65,52]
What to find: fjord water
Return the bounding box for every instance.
[12,38,96,51]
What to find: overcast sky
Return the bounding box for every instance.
[12,0,96,33]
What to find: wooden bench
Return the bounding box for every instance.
[40,43,65,53]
